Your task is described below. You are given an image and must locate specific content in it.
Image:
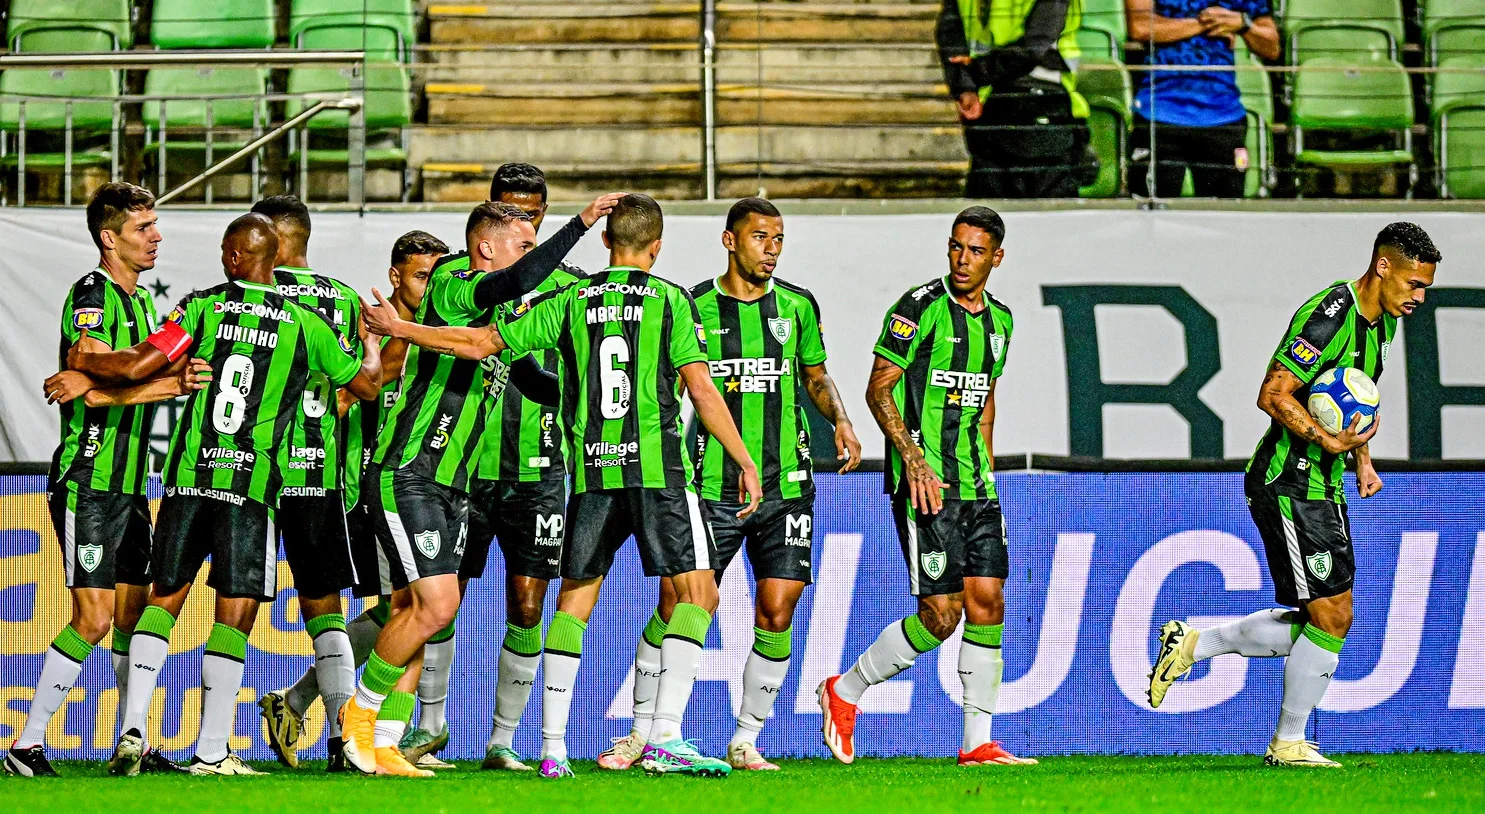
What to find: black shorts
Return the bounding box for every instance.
[367,466,469,590]
[1245,479,1354,608]
[564,486,716,580]
[278,490,355,598]
[707,493,815,584]
[347,501,392,598]
[463,477,566,581]
[47,480,152,589]
[153,489,277,601]
[891,496,1008,597]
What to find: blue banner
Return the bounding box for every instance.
[1,472,1481,760]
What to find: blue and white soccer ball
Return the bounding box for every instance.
[1307,367,1380,435]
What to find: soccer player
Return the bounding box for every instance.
[340,193,621,778]
[601,197,862,773]
[818,206,1034,767]
[9,183,205,778]
[460,164,588,772]
[1147,223,1440,768]
[261,230,450,772]
[361,193,763,779]
[65,213,383,776]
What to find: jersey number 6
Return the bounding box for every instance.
[599,334,631,419]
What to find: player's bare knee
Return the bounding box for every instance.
[755,602,793,633]
[70,610,112,643]
[917,595,963,640]
[299,594,342,620]
[508,592,544,629]
[672,574,719,614]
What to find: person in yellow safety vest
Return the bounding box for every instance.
[936,0,1095,198]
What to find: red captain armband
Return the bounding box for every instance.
[146,319,193,362]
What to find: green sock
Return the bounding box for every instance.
[362,650,406,696]
[110,625,130,656]
[902,614,944,653]
[134,604,177,641]
[51,625,94,663]
[504,622,543,657]
[429,618,457,645]
[963,622,1003,648]
[545,611,587,655]
[305,612,347,639]
[752,626,791,660]
[1302,624,1345,654]
[377,690,416,724]
[641,610,668,649]
[665,603,712,645]
[204,623,248,661]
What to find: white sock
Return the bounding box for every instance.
[650,636,704,744]
[489,648,540,750]
[630,636,664,740]
[284,663,319,719]
[16,647,85,748]
[122,633,169,742]
[419,632,455,736]
[1195,609,1298,660]
[541,652,581,761]
[347,611,384,663]
[353,682,387,710]
[731,651,789,748]
[196,653,245,763]
[373,717,408,748]
[1275,630,1342,741]
[286,609,383,717]
[111,640,130,701]
[313,629,355,740]
[959,640,1004,752]
[836,620,926,704]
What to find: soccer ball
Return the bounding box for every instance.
[1307,367,1379,435]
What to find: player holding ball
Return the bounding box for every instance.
[1147,223,1441,768]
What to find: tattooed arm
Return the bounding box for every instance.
[801,362,861,474]
[867,355,946,514]
[1256,360,1377,456]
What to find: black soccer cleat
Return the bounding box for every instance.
[326,736,348,773]
[140,748,190,774]
[4,745,58,777]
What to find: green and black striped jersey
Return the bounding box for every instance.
[273,267,362,493]
[874,278,1012,501]
[477,261,586,483]
[1248,280,1397,503]
[689,276,827,501]
[344,336,396,509]
[498,266,708,493]
[154,280,363,507]
[53,269,160,495]
[373,253,509,492]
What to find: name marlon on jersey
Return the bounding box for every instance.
[586,304,645,324]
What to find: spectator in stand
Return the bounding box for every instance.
[1126,0,1280,197]
[937,0,1091,198]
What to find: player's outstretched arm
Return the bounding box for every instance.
[867,355,947,514]
[680,361,762,518]
[362,288,506,360]
[976,378,999,472]
[1257,361,1378,456]
[86,357,212,407]
[65,328,173,384]
[472,192,625,309]
[508,355,560,407]
[802,362,862,474]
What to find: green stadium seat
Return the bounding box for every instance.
[290,0,416,61]
[151,0,276,49]
[1076,58,1131,198]
[1284,0,1403,62]
[1431,25,1485,67]
[1233,42,1275,196]
[1432,58,1485,198]
[1078,0,1126,61]
[284,64,411,170]
[142,68,268,153]
[0,67,119,203]
[6,0,133,51]
[1424,0,1485,61]
[1291,56,1414,184]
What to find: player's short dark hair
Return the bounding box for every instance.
[391,230,450,267]
[250,194,312,240]
[489,162,547,203]
[224,212,278,257]
[606,193,664,251]
[725,197,781,233]
[466,201,533,240]
[86,182,155,253]
[1374,222,1442,265]
[952,206,1005,245]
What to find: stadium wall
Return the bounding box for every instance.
[1,470,1481,759]
[2,209,1483,462]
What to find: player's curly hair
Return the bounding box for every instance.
[489,162,547,203]
[1374,222,1442,264]
[86,182,155,253]
[390,230,450,267]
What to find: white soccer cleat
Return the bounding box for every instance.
[597,734,646,770]
[108,732,145,776]
[188,751,265,776]
[1147,620,1199,709]
[1264,738,1342,768]
[416,753,457,770]
[727,742,780,771]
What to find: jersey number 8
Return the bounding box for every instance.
[212,353,255,434]
[599,334,631,419]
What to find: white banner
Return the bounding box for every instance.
[2,208,1483,461]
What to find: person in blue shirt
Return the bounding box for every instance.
[1126,0,1279,197]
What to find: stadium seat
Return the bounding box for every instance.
[6,0,133,51]
[151,0,276,50]
[1234,42,1276,196]
[1284,0,1403,62]
[0,67,119,203]
[1425,0,1485,64]
[1432,58,1485,198]
[284,63,411,190]
[1078,0,1127,61]
[142,68,268,147]
[1076,59,1131,198]
[1291,56,1414,185]
[290,0,416,61]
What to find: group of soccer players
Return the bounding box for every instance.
[4,160,1444,778]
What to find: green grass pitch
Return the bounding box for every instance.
[4,754,1482,812]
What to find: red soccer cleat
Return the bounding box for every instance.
[958,741,1039,766]
[817,676,858,764]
